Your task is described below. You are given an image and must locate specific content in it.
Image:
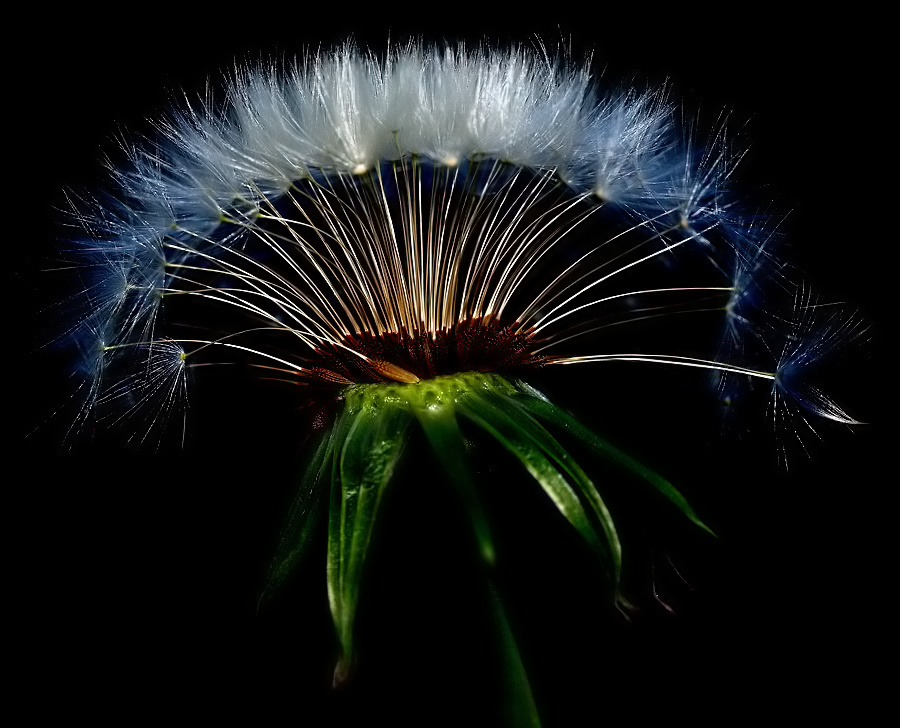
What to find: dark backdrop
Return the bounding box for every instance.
[14,11,883,725]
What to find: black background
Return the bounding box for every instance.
[14,10,884,725]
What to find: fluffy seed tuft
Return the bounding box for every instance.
[59,42,856,450]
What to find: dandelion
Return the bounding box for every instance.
[60,41,860,719]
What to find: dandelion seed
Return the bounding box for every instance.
[58,41,861,717]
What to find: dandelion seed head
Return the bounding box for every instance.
[59,41,856,450]
[46,37,870,719]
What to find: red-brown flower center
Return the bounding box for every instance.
[307,317,545,384]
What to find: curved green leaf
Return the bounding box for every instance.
[327,402,411,664]
[262,413,348,601]
[414,399,496,566]
[513,386,715,537]
[457,390,621,585]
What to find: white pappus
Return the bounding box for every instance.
[59,41,859,453]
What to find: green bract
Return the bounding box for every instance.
[264,371,713,684]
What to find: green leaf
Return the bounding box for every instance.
[457,389,621,585]
[261,415,345,602]
[327,401,411,664]
[513,387,716,537]
[414,398,496,566]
